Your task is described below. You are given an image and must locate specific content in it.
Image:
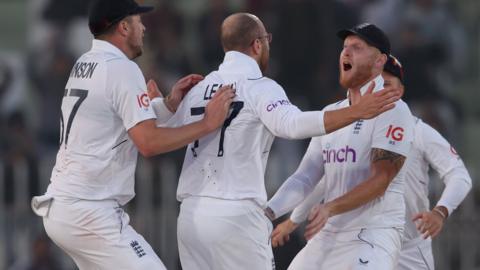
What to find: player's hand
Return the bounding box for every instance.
[166,74,204,112]
[271,219,299,248]
[352,81,401,119]
[203,85,235,131]
[304,204,330,240]
[412,209,445,239]
[146,79,163,100]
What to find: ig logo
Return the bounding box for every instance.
[137,93,150,109]
[386,125,404,141]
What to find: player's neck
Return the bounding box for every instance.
[348,88,362,106]
[347,82,365,105]
[348,71,382,105]
[97,36,135,60]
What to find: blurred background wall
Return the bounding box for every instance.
[0,0,479,269]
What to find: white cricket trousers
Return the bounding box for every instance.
[288,228,402,270]
[31,195,166,270]
[177,196,275,270]
[397,237,434,270]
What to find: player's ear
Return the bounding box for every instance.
[378,53,387,67]
[374,53,387,71]
[251,38,262,56]
[117,19,130,37]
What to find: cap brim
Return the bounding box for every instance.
[336,29,356,40]
[133,6,154,15]
[336,29,387,54]
[337,29,373,45]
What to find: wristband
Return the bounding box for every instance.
[432,208,446,220]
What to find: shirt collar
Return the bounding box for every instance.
[91,39,129,59]
[360,74,384,95]
[218,51,263,79]
[347,74,385,99]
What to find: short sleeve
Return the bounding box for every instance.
[371,101,413,156]
[150,97,174,126]
[163,90,193,128]
[109,61,156,130]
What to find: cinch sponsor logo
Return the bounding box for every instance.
[323,145,357,163]
[266,99,291,112]
[137,93,150,109]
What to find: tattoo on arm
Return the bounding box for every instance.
[371,148,406,171]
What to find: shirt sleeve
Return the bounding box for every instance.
[371,101,413,156]
[252,80,325,139]
[290,179,326,223]
[150,97,174,126]
[267,137,325,219]
[419,121,472,215]
[162,90,194,128]
[109,61,156,130]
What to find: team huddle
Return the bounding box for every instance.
[30,0,472,269]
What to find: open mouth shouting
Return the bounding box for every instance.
[343,61,352,72]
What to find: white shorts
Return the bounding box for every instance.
[32,195,166,270]
[288,228,402,270]
[397,237,434,270]
[177,196,275,270]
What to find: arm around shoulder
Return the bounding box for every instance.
[253,80,326,138]
[129,85,236,157]
[128,118,211,157]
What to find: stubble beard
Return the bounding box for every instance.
[132,46,143,59]
[259,49,269,74]
[127,32,144,60]
[129,42,143,59]
[339,63,374,89]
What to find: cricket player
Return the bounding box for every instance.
[148,15,400,270]
[265,23,414,270]
[271,55,472,270]
[30,0,235,269]
[384,56,472,270]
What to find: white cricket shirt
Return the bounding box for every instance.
[287,116,472,239]
[403,117,472,241]
[268,75,414,232]
[45,39,157,205]
[159,51,326,206]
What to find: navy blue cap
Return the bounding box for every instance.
[384,55,404,82]
[88,0,153,36]
[337,23,391,55]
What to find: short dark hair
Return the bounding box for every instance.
[94,16,132,39]
[221,14,262,52]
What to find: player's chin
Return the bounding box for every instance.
[339,75,352,89]
[133,47,144,59]
[340,71,359,89]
